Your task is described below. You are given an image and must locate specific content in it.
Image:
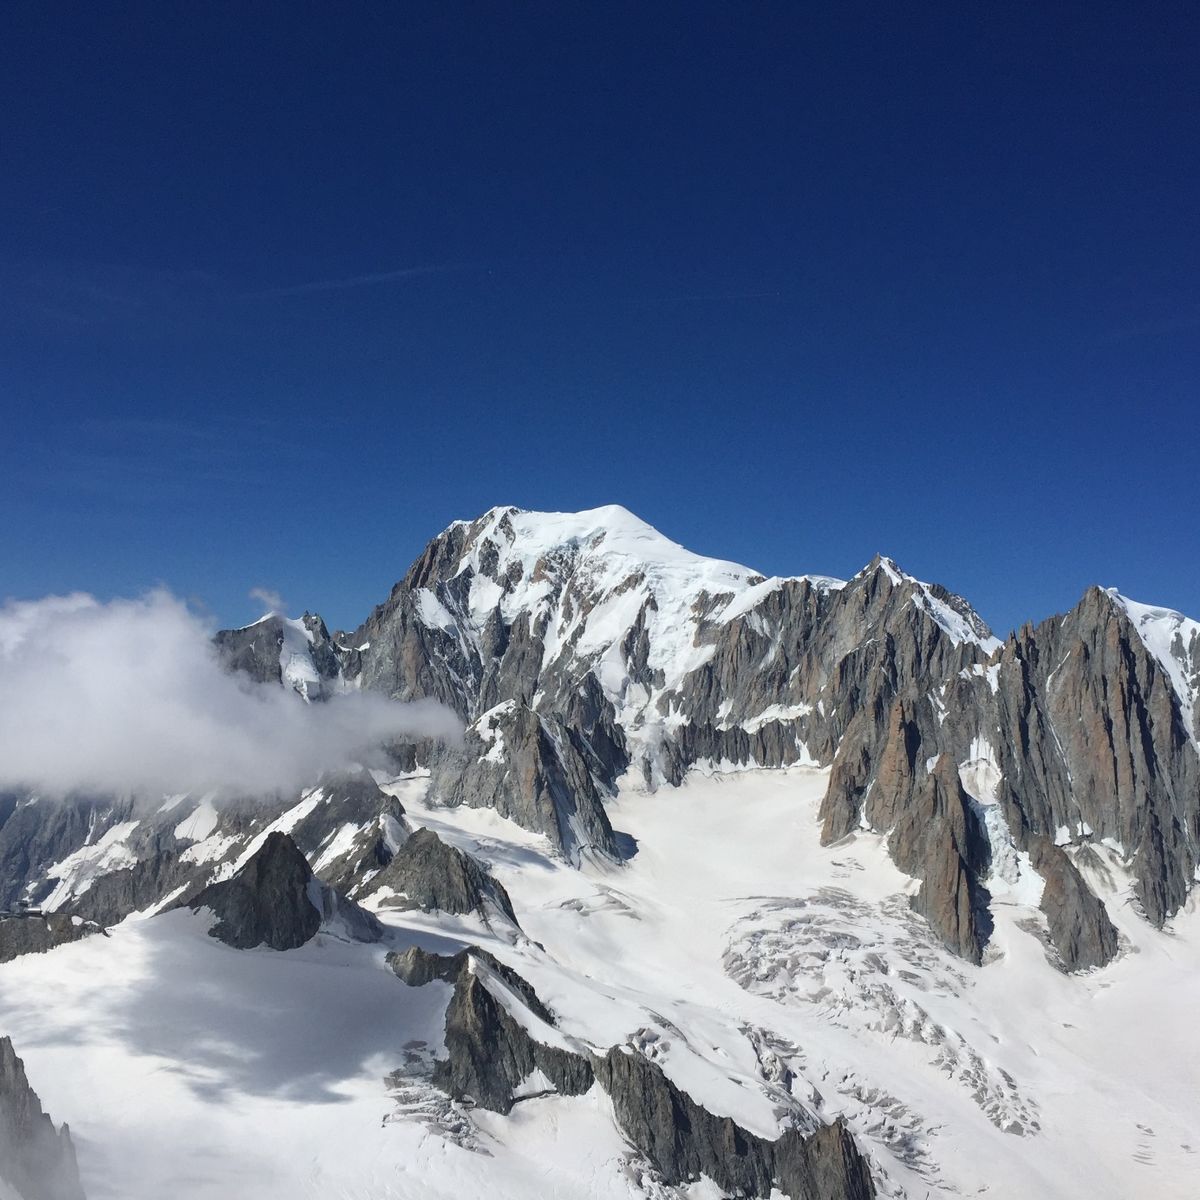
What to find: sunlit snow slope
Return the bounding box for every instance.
[1,766,1197,1200]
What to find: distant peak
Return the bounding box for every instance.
[1102,586,1193,628]
[855,554,910,584]
[1103,588,1200,743]
[445,504,759,582]
[851,554,999,651]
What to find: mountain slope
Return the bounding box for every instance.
[1,504,1198,1200]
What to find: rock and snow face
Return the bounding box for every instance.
[0,1037,84,1200]
[1108,590,1200,745]
[1,767,1198,1200]
[337,508,1006,861]
[4,505,1199,960]
[1,504,1199,1199]
[213,611,343,700]
[184,831,382,951]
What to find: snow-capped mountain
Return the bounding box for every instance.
[1,505,1198,1200]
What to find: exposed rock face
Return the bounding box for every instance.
[400,947,593,1113]
[0,795,125,911]
[885,749,991,963]
[815,585,1200,959]
[0,913,102,965]
[431,701,618,862]
[988,589,1199,927]
[203,513,1198,965]
[394,944,875,1199]
[214,611,342,698]
[362,828,516,922]
[184,832,381,950]
[594,1047,874,1200]
[0,778,407,949]
[1030,840,1119,971]
[5,507,1197,971]
[0,1037,85,1200]
[186,832,320,949]
[279,772,411,896]
[66,847,193,929]
[822,698,992,961]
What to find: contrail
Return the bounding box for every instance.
[244,263,468,298]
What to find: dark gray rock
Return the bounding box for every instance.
[395,945,876,1199]
[65,847,194,929]
[281,772,411,896]
[988,588,1199,927]
[822,695,993,963]
[811,579,1200,961]
[593,1047,875,1200]
[0,1037,85,1200]
[388,944,465,987]
[214,617,289,685]
[178,510,1200,969]
[390,946,592,1113]
[0,796,132,911]
[0,913,103,965]
[183,832,381,950]
[1029,840,1119,971]
[432,701,618,862]
[214,611,341,698]
[884,750,992,965]
[361,827,516,922]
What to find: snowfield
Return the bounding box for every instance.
[2,766,1199,1199]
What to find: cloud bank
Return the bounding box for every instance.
[0,590,462,797]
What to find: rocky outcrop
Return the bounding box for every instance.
[0,779,405,945]
[7,507,1191,974]
[1029,840,1119,971]
[0,913,102,964]
[989,589,1200,927]
[390,946,592,1112]
[280,772,411,896]
[432,701,619,862]
[594,1047,875,1200]
[814,581,1200,960]
[821,695,993,963]
[0,795,129,911]
[672,559,992,785]
[394,944,876,1199]
[886,752,991,965]
[214,611,342,696]
[0,1037,85,1200]
[361,828,516,922]
[65,847,193,929]
[184,832,381,950]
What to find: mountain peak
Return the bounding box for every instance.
[185,832,381,950]
[852,554,999,651]
[1104,587,1200,741]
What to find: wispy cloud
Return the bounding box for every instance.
[14,415,319,500]
[628,289,783,307]
[243,263,468,298]
[249,587,285,615]
[7,261,221,330]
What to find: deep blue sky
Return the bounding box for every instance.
[2,3,1197,636]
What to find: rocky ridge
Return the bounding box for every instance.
[0,913,102,965]
[184,831,382,950]
[391,944,875,1200]
[361,827,517,922]
[1,505,1196,980]
[0,1037,85,1200]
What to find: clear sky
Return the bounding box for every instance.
[2,2,1196,637]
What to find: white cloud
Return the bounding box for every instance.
[248,586,284,614]
[0,590,462,797]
